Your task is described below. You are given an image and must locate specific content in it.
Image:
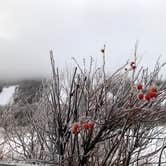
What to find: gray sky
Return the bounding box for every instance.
[0,0,166,80]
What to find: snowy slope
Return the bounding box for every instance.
[0,86,17,106]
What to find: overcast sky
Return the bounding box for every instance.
[0,0,166,81]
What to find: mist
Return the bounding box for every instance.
[0,0,166,81]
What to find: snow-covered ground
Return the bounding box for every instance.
[0,85,166,165]
[0,86,17,106]
[0,130,47,165]
[136,126,166,165]
[0,161,39,166]
[0,126,165,165]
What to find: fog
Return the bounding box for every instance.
[0,0,166,81]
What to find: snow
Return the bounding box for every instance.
[0,86,17,106]
[0,85,166,165]
[130,126,166,165]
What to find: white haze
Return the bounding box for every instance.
[0,0,166,81]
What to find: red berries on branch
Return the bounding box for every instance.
[82,123,89,129]
[82,122,94,129]
[137,83,144,100]
[150,87,157,93]
[88,122,94,128]
[149,91,157,98]
[124,61,137,71]
[71,121,95,134]
[71,122,80,134]
[137,93,144,100]
[137,83,143,90]
[144,93,151,101]
[130,61,136,70]
[136,83,157,101]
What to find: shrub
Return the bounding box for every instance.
[3,48,166,166]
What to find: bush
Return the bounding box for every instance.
[2,48,166,166]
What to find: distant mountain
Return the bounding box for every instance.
[0,79,43,126]
[13,80,43,105]
[0,79,43,106]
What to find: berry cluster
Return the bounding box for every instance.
[71,121,94,134]
[130,61,136,70]
[82,122,94,129]
[125,61,137,71]
[137,83,157,101]
[71,122,80,134]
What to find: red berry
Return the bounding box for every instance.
[144,93,151,101]
[137,83,143,90]
[71,122,80,134]
[137,93,144,100]
[73,122,79,129]
[82,123,89,129]
[130,61,136,70]
[132,65,136,70]
[149,91,157,98]
[88,122,94,129]
[130,61,135,66]
[150,86,157,93]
